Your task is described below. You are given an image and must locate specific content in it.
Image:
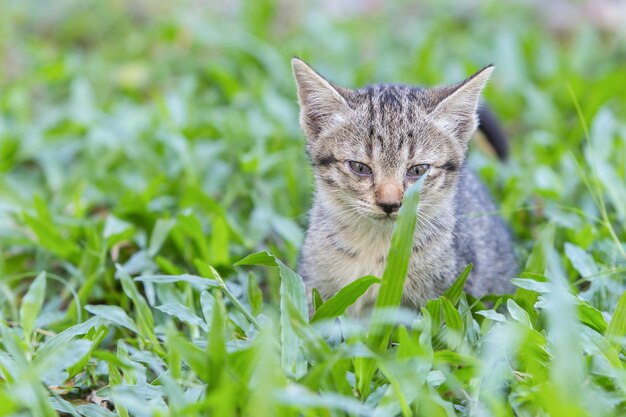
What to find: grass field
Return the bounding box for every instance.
[1,1,626,416]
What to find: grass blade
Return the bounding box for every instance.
[606,290,626,345]
[373,175,426,313]
[312,288,324,313]
[311,275,381,323]
[115,264,163,355]
[443,263,473,306]
[85,305,138,333]
[236,251,308,378]
[357,174,426,398]
[19,271,46,345]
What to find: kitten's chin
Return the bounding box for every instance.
[369,213,398,222]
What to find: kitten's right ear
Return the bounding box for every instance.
[291,58,351,140]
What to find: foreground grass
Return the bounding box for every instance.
[1,1,626,416]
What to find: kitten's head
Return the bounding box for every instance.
[291,58,493,224]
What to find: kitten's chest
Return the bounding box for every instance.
[312,224,415,302]
[328,229,391,284]
[302,218,455,311]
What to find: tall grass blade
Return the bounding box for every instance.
[356,174,426,398]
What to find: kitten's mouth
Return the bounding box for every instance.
[370,213,398,221]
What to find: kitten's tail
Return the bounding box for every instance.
[477,105,509,161]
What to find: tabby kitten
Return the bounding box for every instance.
[292,58,516,315]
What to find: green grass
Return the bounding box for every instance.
[1,1,626,416]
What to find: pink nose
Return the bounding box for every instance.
[375,183,403,213]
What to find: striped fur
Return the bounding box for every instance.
[292,58,516,315]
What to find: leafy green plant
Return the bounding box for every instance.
[1,0,626,416]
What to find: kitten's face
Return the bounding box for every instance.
[292,59,493,224]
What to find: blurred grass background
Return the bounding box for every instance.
[2,0,625,299]
[1,1,626,415]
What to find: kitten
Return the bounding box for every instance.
[292,58,516,315]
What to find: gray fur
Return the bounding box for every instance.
[292,58,516,315]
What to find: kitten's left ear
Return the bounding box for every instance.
[430,65,494,141]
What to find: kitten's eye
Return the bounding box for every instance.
[407,164,430,178]
[348,161,372,176]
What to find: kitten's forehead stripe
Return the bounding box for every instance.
[397,135,405,153]
[359,84,437,167]
[408,131,416,156]
[380,86,403,112]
